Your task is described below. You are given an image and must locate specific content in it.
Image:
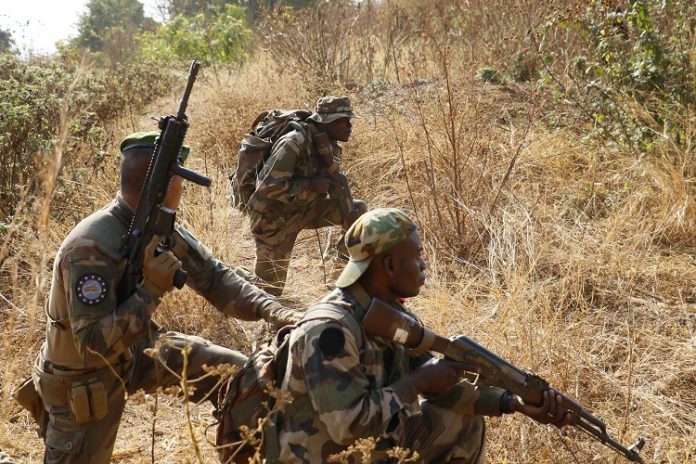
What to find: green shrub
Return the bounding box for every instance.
[139,4,251,66]
[0,55,175,218]
[542,0,695,153]
[476,66,502,84]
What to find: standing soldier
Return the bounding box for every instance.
[248,96,367,296]
[20,132,300,463]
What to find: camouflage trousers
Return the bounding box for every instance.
[250,197,367,296]
[33,328,246,464]
[0,450,16,464]
[388,401,486,464]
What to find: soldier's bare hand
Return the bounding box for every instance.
[141,235,182,298]
[407,358,473,395]
[511,388,578,428]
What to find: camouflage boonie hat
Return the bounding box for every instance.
[119,130,191,162]
[335,208,417,288]
[308,96,360,124]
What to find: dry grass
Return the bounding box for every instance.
[2,4,696,463]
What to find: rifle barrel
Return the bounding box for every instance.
[576,416,645,463]
[177,60,201,119]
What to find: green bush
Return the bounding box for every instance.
[476,66,502,84]
[0,54,174,218]
[139,4,251,66]
[542,0,695,153]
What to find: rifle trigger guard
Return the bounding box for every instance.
[408,326,436,356]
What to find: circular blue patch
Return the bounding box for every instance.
[75,273,108,305]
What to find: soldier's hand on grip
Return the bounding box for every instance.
[308,174,337,194]
[141,235,182,298]
[406,358,475,395]
[511,388,578,428]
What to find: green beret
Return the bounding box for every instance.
[119,130,191,162]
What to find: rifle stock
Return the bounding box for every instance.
[361,298,646,463]
[118,61,210,302]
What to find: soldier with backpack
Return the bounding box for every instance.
[270,208,575,463]
[230,96,367,296]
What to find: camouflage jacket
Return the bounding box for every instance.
[41,195,278,371]
[250,124,341,216]
[277,284,505,463]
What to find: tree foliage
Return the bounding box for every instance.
[541,0,695,152]
[0,27,15,54]
[139,4,251,65]
[165,0,312,19]
[75,0,152,61]
[0,55,174,218]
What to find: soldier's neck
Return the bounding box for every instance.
[358,277,400,305]
[119,189,139,212]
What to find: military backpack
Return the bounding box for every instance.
[214,304,364,463]
[228,109,313,213]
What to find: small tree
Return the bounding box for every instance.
[0,27,15,54]
[74,0,150,62]
[139,4,251,71]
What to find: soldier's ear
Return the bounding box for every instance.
[384,256,395,275]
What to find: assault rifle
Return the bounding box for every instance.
[313,131,358,225]
[118,60,211,301]
[361,299,646,463]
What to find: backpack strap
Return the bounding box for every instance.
[263,305,363,463]
[300,303,365,351]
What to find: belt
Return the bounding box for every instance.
[41,353,130,376]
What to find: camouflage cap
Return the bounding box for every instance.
[335,208,417,288]
[119,130,191,162]
[308,96,360,124]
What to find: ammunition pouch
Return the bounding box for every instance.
[11,376,48,437]
[33,365,116,425]
[68,378,108,424]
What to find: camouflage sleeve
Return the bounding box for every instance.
[171,226,276,320]
[425,380,505,416]
[293,320,419,445]
[254,131,317,206]
[62,247,158,359]
[411,353,505,416]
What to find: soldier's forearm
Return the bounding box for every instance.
[256,177,314,205]
[73,286,157,358]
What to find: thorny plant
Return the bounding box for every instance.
[142,340,237,463]
[326,436,420,464]
[215,381,294,464]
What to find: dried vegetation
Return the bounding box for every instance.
[1,0,695,463]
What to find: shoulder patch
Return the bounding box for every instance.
[318,327,345,359]
[75,273,108,305]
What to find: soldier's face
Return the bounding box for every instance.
[163,175,184,210]
[385,231,427,298]
[323,117,353,142]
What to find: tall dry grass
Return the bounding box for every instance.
[2,1,695,463]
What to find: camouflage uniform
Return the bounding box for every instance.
[248,96,367,296]
[30,132,295,463]
[0,450,15,464]
[277,209,506,463]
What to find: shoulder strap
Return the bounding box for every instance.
[301,304,365,350]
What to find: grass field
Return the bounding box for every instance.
[1,1,695,462]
